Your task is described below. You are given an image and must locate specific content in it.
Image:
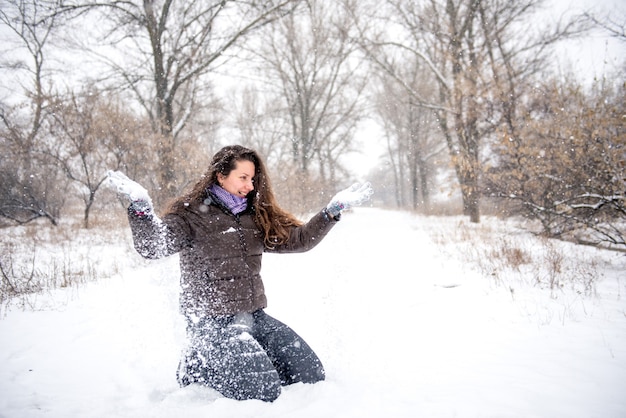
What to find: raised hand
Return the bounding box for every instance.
[326,182,373,218]
[106,170,153,214]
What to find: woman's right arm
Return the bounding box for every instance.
[106,170,190,260]
[127,209,191,260]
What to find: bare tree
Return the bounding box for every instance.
[0,148,65,226]
[230,86,293,168]
[253,0,368,187]
[372,54,446,211]
[0,0,70,225]
[352,0,587,222]
[43,88,159,228]
[585,9,626,40]
[59,0,303,204]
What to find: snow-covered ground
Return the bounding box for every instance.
[1,208,625,418]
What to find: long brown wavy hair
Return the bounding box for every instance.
[164,145,302,247]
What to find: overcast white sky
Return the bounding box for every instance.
[550,0,625,80]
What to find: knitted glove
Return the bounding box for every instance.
[106,170,154,216]
[326,182,373,218]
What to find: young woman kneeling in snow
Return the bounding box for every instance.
[107,145,372,402]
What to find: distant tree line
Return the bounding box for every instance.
[0,0,623,248]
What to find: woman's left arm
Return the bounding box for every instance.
[269,209,339,253]
[270,182,373,253]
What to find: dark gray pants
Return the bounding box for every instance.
[177,310,325,402]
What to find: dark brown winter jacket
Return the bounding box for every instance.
[127,193,338,318]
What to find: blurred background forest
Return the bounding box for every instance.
[1,0,624,249]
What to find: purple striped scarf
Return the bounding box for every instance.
[209,184,248,214]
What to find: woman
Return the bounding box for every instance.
[107,145,372,402]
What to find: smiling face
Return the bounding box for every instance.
[217,159,255,198]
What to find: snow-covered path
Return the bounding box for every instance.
[1,208,625,417]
